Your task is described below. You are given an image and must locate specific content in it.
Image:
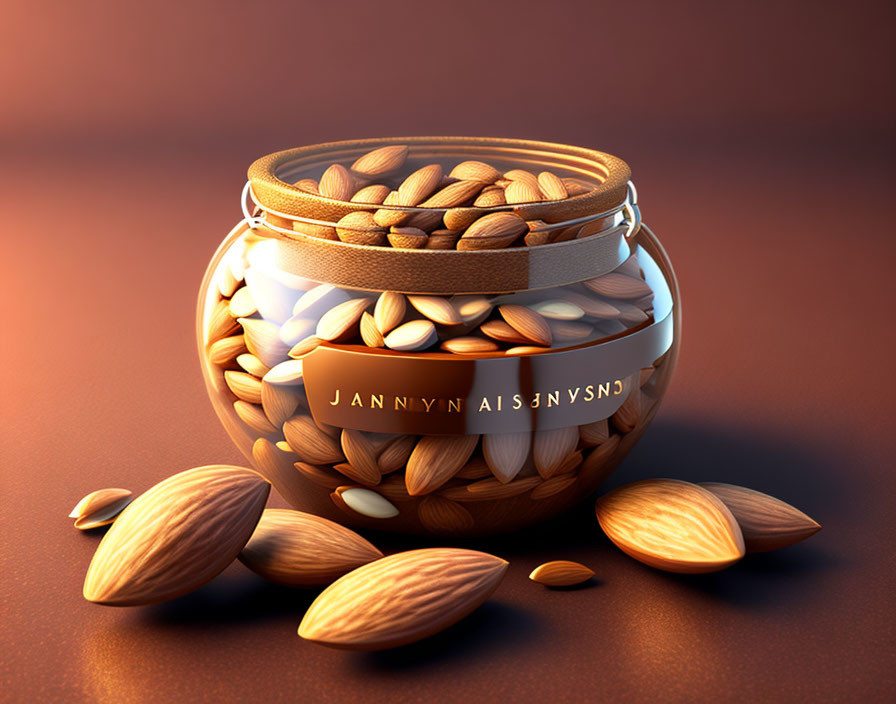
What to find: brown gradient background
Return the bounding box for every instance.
[2,1,895,702]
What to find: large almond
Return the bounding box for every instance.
[83,466,269,605]
[595,479,745,573]
[700,483,821,553]
[457,212,528,250]
[405,435,480,495]
[239,509,382,586]
[298,548,508,650]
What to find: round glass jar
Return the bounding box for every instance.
[197,137,680,536]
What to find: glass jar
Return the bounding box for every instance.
[197,137,680,536]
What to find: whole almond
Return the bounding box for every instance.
[473,188,506,207]
[550,320,594,342]
[288,335,323,359]
[557,290,621,319]
[529,560,594,586]
[533,426,579,478]
[263,359,304,385]
[283,415,346,465]
[418,180,484,209]
[298,548,508,650]
[537,171,568,200]
[530,300,585,321]
[503,169,539,189]
[505,180,544,205]
[405,435,480,495]
[335,211,386,246]
[425,230,461,249]
[584,273,653,300]
[377,434,417,473]
[373,191,407,228]
[292,221,338,241]
[316,297,373,342]
[234,400,278,435]
[407,295,462,326]
[483,432,531,483]
[398,164,443,206]
[387,227,428,249]
[700,483,821,553]
[457,212,528,250]
[499,305,552,346]
[383,320,437,351]
[374,291,406,335]
[356,311,383,347]
[530,473,578,500]
[479,320,531,344]
[504,345,549,355]
[443,207,480,231]
[224,370,264,405]
[228,286,257,318]
[452,294,493,323]
[417,496,475,533]
[595,479,746,573]
[449,161,502,183]
[83,466,269,605]
[340,430,382,486]
[578,434,621,484]
[70,488,133,530]
[319,164,354,201]
[403,209,444,231]
[207,335,248,366]
[294,178,320,194]
[562,177,593,196]
[440,337,500,354]
[332,486,400,519]
[350,145,409,180]
[351,184,391,204]
[261,381,303,427]
[239,509,382,586]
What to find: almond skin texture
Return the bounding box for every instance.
[83,466,270,605]
[319,164,355,201]
[529,560,594,587]
[595,479,746,574]
[350,145,408,180]
[397,164,443,206]
[239,509,382,586]
[700,483,821,552]
[298,548,508,650]
[499,305,552,346]
[405,435,480,495]
[537,171,568,200]
[449,160,502,183]
[70,488,133,530]
[457,212,528,250]
[373,291,406,334]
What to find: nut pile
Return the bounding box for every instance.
[272,144,604,250]
[203,232,665,533]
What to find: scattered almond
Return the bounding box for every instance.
[70,488,133,530]
[529,560,594,586]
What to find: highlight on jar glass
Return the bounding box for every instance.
[197,137,681,536]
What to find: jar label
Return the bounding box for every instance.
[302,308,673,435]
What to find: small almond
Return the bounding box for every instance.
[261,381,303,427]
[479,320,531,345]
[579,419,610,447]
[440,337,499,354]
[238,317,290,367]
[234,400,278,435]
[473,188,506,207]
[377,434,416,474]
[529,300,585,321]
[418,180,484,209]
[288,335,323,359]
[207,335,247,366]
[351,184,391,204]
[700,483,821,553]
[405,435,480,495]
[263,359,304,386]
[228,286,257,318]
[358,311,384,347]
[595,479,746,573]
[295,461,344,489]
[350,145,409,180]
[530,474,578,500]
[499,305,552,346]
[294,178,320,194]
[425,230,461,249]
[440,476,541,501]
[387,227,429,249]
[503,169,539,188]
[207,300,239,342]
[333,486,400,519]
[70,488,133,530]
[443,207,481,231]
[239,509,383,586]
[298,548,508,650]
[529,560,594,586]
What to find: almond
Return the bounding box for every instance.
[442,207,480,231]
[578,434,621,484]
[236,353,269,377]
[238,317,290,367]
[530,474,578,500]
[504,345,549,356]
[333,486,399,519]
[283,415,345,464]
[278,316,317,347]
[700,483,821,553]
[360,311,384,347]
[449,161,502,183]
[505,180,544,205]
[452,294,493,323]
[239,509,382,586]
[479,320,531,345]
[583,273,653,300]
[397,164,443,206]
[533,426,579,478]
[70,488,133,530]
[440,475,541,501]
[425,230,461,249]
[316,297,373,342]
[350,145,409,181]
[417,496,475,533]
[405,435,480,495]
[227,286,256,318]
[376,434,416,473]
[611,389,642,433]
[529,560,594,586]
[319,163,354,201]
[440,337,499,354]
[455,456,493,480]
[595,479,746,573]
[374,291,407,335]
[549,320,594,342]
[295,461,344,489]
[499,305,552,346]
[224,370,264,404]
[373,190,406,227]
[418,180,483,209]
[292,220,338,241]
[375,474,414,502]
[335,211,387,246]
[387,227,428,249]
[562,177,594,196]
[503,169,539,188]
[83,466,269,605]
[537,172,568,200]
[234,400,278,435]
[482,432,531,483]
[340,430,382,486]
[252,438,307,509]
[288,335,323,359]
[298,548,508,650]
[263,359,304,386]
[557,290,621,319]
[407,295,462,325]
[207,335,247,366]
[473,188,506,207]
[403,209,443,231]
[351,184,391,204]
[383,320,437,351]
[579,418,610,447]
[529,300,585,321]
[457,212,527,250]
[207,300,240,342]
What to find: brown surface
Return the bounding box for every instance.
[2,1,895,702]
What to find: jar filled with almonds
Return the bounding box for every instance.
[197,137,680,536]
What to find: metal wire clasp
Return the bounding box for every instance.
[623,180,641,239]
